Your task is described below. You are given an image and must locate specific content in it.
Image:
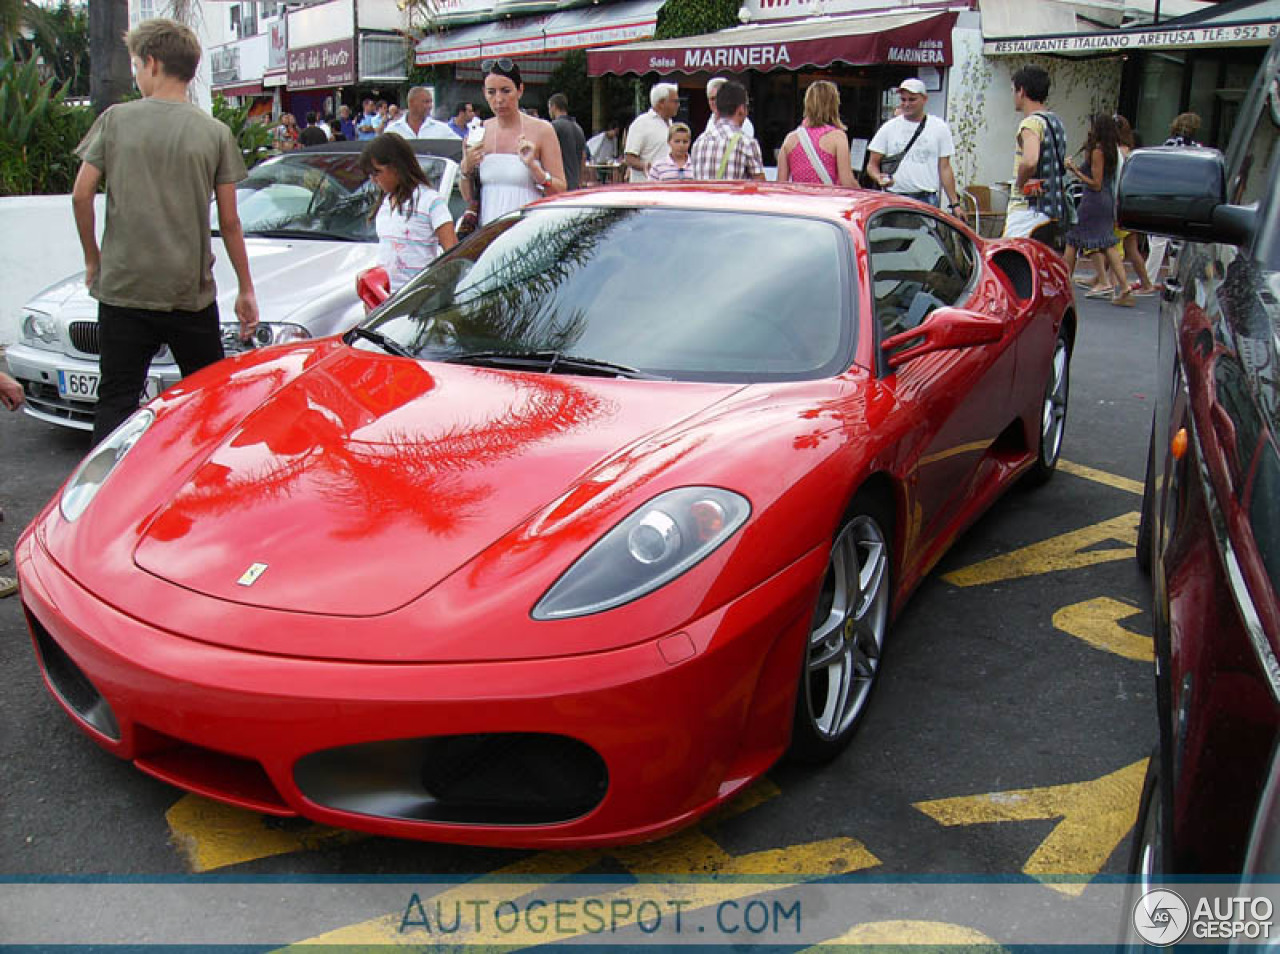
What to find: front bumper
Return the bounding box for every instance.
[6,343,176,431]
[17,529,823,848]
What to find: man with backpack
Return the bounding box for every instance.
[1003,65,1073,247]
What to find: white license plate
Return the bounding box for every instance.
[57,370,99,401]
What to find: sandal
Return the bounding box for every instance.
[0,576,16,599]
[0,548,9,567]
[1131,284,1157,297]
[1084,287,1115,299]
[1073,276,1101,288]
[1111,293,1137,308]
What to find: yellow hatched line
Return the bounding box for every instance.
[1059,459,1143,496]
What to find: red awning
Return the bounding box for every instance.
[214,81,266,98]
[587,9,957,76]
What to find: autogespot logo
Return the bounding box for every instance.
[1134,889,1191,946]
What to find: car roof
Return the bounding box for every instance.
[539,181,933,227]
[295,138,463,162]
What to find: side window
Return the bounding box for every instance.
[867,211,976,341]
[1228,53,1280,206]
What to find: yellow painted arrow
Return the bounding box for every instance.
[914,759,1148,897]
[166,796,364,873]
[1053,596,1153,662]
[943,512,1139,588]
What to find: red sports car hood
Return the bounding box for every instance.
[132,350,741,617]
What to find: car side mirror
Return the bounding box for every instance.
[1117,147,1256,246]
[881,307,1004,369]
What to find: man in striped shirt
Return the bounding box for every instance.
[689,80,764,181]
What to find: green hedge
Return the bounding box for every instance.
[0,57,94,195]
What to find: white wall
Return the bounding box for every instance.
[0,195,104,346]
[947,21,1123,192]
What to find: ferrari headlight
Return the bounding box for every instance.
[220,321,310,351]
[60,409,154,522]
[532,487,750,620]
[20,310,59,351]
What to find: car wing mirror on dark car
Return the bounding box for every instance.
[881,307,1004,369]
[1117,147,1256,246]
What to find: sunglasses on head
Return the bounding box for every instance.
[482,58,516,73]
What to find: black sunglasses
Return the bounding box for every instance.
[481,58,515,73]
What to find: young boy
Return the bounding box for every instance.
[72,17,258,443]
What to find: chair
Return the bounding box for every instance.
[962,185,1007,238]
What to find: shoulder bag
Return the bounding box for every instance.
[878,116,927,183]
[794,126,834,185]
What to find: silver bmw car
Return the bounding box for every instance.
[8,140,461,430]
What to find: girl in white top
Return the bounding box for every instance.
[361,133,457,292]
[460,59,567,226]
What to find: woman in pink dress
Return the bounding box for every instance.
[776,81,858,188]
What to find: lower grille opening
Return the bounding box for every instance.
[295,733,608,826]
[26,607,120,740]
[135,736,293,816]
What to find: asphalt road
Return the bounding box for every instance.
[0,291,1161,942]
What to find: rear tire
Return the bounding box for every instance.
[1025,329,1071,486]
[789,494,893,764]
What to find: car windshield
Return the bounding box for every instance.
[223,151,449,242]
[361,206,853,382]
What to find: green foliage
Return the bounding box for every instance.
[654,0,738,40]
[212,93,274,168]
[543,52,634,133]
[37,1,89,97]
[0,55,93,195]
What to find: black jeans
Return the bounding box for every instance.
[94,301,224,443]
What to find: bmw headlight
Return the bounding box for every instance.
[60,409,154,522]
[20,310,59,351]
[532,487,751,620]
[220,322,310,352]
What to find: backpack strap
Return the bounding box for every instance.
[717,132,743,179]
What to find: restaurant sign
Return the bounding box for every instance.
[288,37,355,88]
[588,12,954,76]
[985,20,1280,54]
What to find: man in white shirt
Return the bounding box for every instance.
[624,83,679,182]
[866,78,962,214]
[385,86,461,140]
[705,77,754,141]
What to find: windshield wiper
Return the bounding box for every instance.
[445,350,668,380]
[347,327,415,358]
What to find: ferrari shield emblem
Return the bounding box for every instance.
[237,563,269,587]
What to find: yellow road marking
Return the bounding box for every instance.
[1053,596,1153,662]
[287,780,880,947]
[803,920,1006,948]
[914,759,1148,897]
[1059,460,1143,496]
[943,512,1138,588]
[166,796,364,873]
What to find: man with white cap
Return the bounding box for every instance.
[866,78,962,214]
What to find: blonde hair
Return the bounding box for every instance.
[668,122,691,141]
[803,81,844,130]
[126,18,201,82]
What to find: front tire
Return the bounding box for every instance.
[1025,329,1071,486]
[789,496,893,764]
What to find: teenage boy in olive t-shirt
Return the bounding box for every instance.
[72,17,259,443]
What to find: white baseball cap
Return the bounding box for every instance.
[897,78,927,95]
